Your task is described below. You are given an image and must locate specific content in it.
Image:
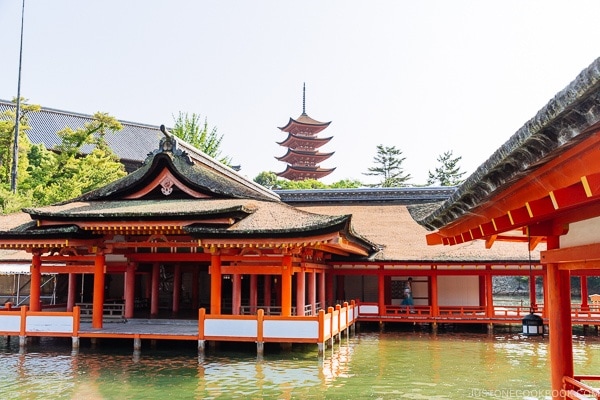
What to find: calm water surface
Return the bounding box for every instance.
[2,326,600,399]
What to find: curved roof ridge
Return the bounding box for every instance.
[409,56,600,230]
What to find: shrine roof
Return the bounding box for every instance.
[65,146,279,203]
[278,113,331,131]
[408,56,600,232]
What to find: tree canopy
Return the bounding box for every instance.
[253,171,362,190]
[171,112,233,166]
[363,144,412,187]
[0,102,127,214]
[426,150,466,186]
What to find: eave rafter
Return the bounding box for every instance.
[428,172,600,247]
[0,238,96,250]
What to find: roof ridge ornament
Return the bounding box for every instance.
[144,124,193,165]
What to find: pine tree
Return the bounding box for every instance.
[427,150,466,186]
[364,144,412,187]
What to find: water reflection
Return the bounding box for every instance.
[2,330,600,399]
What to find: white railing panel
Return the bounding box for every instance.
[340,312,347,328]
[205,319,257,337]
[26,315,73,333]
[359,304,379,314]
[348,307,355,321]
[263,320,318,339]
[0,315,21,333]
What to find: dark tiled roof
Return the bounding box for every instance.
[277,187,456,205]
[0,100,163,168]
[65,150,279,203]
[409,57,600,231]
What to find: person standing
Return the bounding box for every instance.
[401,277,414,312]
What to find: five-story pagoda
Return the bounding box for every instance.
[276,84,335,181]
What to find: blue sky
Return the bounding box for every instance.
[2,1,600,185]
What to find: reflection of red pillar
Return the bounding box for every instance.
[30,253,42,311]
[92,252,105,328]
[124,263,135,319]
[232,274,242,315]
[67,273,77,311]
[151,263,160,316]
[546,236,573,398]
[296,270,306,316]
[210,254,222,315]
[281,255,292,317]
[173,264,181,313]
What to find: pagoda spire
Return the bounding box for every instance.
[302,82,306,115]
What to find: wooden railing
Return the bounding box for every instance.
[76,302,125,321]
[564,376,600,399]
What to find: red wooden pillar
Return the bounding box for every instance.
[580,275,589,311]
[151,263,160,316]
[30,252,42,312]
[319,271,326,310]
[124,263,136,319]
[546,235,573,399]
[529,273,538,310]
[430,274,439,317]
[336,275,345,302]
[485,269,494,317]
[378,270,385,315]
[92,252,105,329]
[296,269,306,316]
[281,255,292,317]
[249,274,258,313]
[263,275,272,309]
[307,271,316,313]
[326,272,334,307]
[543,268,549,319]
[210,253,222,315]
[67,273,77,311]
[232,274,242,315]
[191,269,199,310]
[173,263,181,313]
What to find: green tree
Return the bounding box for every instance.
[28,112,127,205]
[171,112,232,166]
[254,172,364,190]
[363,144,411,187]
[427,150,466,186]
[254,171,278,189]
[0,98,40,187]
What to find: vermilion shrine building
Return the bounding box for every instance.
[3,55,600,397]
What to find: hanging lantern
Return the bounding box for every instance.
[522,310,544,336]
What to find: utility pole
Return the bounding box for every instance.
[11,0,26,194]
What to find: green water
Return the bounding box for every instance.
[2,327,600,399]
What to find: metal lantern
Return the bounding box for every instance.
[522,311,544,336]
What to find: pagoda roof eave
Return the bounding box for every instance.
[278,114,331,132]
